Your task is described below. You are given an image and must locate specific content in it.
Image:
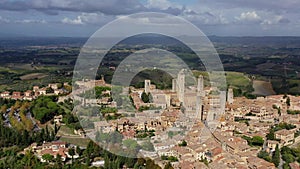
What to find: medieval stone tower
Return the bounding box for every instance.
[196,75,204,120]
[197,75,204,96]
[145,80,151,94]
[227,88,234,104]
[177,69,185,104]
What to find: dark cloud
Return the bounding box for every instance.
[148,7,184,16]
[0,0,146,15]
[0,0,186,16]
[197,0,300,13]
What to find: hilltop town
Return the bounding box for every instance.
[67,69,300,169]
[1,69,300,168]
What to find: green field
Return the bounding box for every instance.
[193,70,252,90]
[225,72,251,89]
[59,136,90,147]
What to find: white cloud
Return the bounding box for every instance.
[62,17,83,25]
[16,19,47,24]
[183,11,229,25]
[236,11,261,23]
[0,16,10,23]
[117,14,183,26]
[146,0,173,10]
[61,13,114,25]
[261,15,290,25]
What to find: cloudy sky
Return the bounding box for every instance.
[0,0,299,37]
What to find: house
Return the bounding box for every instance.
[11,92,22,100]
[42,141,66,150]
[0,91,10,99]
[24,141,80,163]
[39,141,68,162]
[289,162,300,169]
[213,131,251,154]
[23,90,33,101]
[40,148,67,162]
[33,86,39,92]
[24,143,38,152]
[121,129,135,139]
[274,129,295,146]
[54,115,63,125]
[39,88,47,95]
[24,90,32,97]
[247,156,276,169]
[178,160,208,169]
[91,160,105,167]
[152,93,168,109]
[154,141,176,152]
[48,83,59,90]
[266,140,280,153]
[54,89,63,95]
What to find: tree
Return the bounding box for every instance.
[54,154,63,168]
[22,150,37,167]
[145,159,161,169]
[45,125,50,141]
[267,128,276,140]
[54,123,58,134]
[76,146,82,156]
[283,162,291,169]
[286,97,291,107]
[0,105,7,114]
[68,147,76,163]
[164,162,174,169]
[22,130,31,145]
[42,154,54,163]
[141,92,150,103]
[281,146,296,164]
[251,136,264,146]
[233,88,242,97]
[272,144,280,167]
[32,96,63,124]
[258,150,272,162]
[282,153,295,164]
[179,140,187,147]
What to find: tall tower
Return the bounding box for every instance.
[220,91,226,115]
[227,88,234,104]
[197,75,204,96]
[196,95,202,120]
[145,80,151,94]
[177,69,185,104]
[166,94,171,108]
[172,79,177,92]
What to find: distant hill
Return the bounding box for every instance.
[208,35,300,47]
[1,34,300,48]
[0,37,87,48]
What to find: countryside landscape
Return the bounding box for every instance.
[0,35,300,168]
[1,0,300,168]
